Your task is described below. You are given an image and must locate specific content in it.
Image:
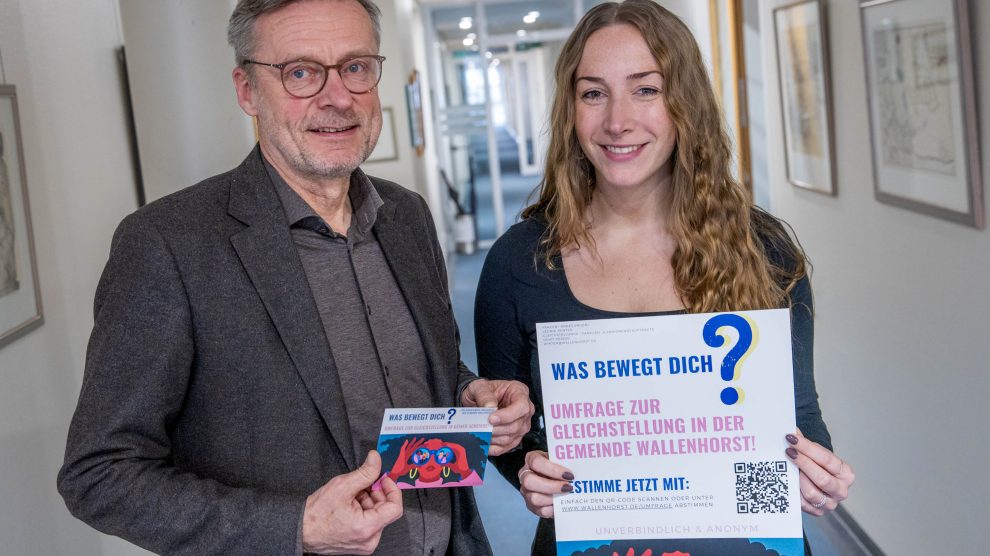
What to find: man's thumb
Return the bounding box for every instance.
[468,380,498,408]
[342,450,383,494]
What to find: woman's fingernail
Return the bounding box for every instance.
[562,471,575,481]
[786,447,798,459]
[786,434,798,445]
[561,483,574,493]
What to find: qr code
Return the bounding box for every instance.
[734,461,789,514]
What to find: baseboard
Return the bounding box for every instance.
[820,505,886,555]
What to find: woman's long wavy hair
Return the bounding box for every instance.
[523,0,806,312]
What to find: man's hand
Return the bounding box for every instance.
[301,451,404,555]
[461,379,534,456]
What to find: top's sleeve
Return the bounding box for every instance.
[57,213,303,556]
[789,272,832,451]
[474,231,547,488]
[756,210,833,451]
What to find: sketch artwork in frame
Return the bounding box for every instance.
[405,70,425,157]
[0,85,43,348]
[367,107,398,163]
[774,0,836,195]
[860,0,983,228]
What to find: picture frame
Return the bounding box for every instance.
[860,0,983,228]
[773,0,836,195]
[367,107,398,163]
[405,70,425,157]
[0,85,43,348]
[709,0,753,193]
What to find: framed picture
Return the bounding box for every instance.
[860,0,983,228]
[405,70,425,157]
[367,107,398,163]
[709,0,753,192]
[774,0,836,195]
[0,85,43,348]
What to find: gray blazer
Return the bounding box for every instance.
[57,148,492,556]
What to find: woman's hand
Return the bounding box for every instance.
[388,438,425,480]
[517,450,575,518]
[448,442,471,478]
[786,429,855,516]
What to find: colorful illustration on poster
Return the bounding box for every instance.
[378,432,489,488]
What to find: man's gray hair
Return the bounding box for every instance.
[228,0,382,65]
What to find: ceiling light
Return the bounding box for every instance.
[463,37,474,46]
[459,17,473,30]
[485,51,493,59]
[523,11,539,24]
[516,29,526,37]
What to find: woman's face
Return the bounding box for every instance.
[574,24,676,194]
[408,438,456,482]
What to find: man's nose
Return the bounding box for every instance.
[313,70,355,109]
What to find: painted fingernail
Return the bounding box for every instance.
[561,483,574,493]
[786,434,798,445]
[562,471,575,481]
[786,447,798,459]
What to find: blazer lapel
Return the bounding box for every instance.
[374,192,457,407]
[225,150,356,469]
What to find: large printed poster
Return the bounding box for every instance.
[537,310,804,556]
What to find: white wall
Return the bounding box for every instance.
[119,0,252,204]
[0,0,149,554]
[119,0,441,238]
[370,0,453,253]
[760,1,990,554]
[366,0,442,227]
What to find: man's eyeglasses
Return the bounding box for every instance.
[243,55,386,97]
[409,446,456,466]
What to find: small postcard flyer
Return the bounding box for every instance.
[374,407,494,490]
[537,310,804,556]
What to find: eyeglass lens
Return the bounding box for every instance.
[409,447,456,465]
[281,56,382,96]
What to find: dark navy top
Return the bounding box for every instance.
[474,216,832,489]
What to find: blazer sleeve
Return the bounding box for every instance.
[411,194,480,400]
[57,213,303,556]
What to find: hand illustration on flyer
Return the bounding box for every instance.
[537,310,805,556]
[373,407,494,490]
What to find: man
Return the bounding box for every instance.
[57,0,533,554]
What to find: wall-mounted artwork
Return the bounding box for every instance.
[860,0,983,228]
[367,107,398,163]
[773,0,836,195]
[0,85,43,348]
[405,70,425,157]
[709,0,753,193]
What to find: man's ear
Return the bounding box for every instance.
[233,66,259,117]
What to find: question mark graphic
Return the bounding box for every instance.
[702,313,756,405]
[447,408,457,424]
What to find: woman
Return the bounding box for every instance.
[474,1,855,554]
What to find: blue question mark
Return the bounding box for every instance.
[447,408,457,424]
[702,314,755,405]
